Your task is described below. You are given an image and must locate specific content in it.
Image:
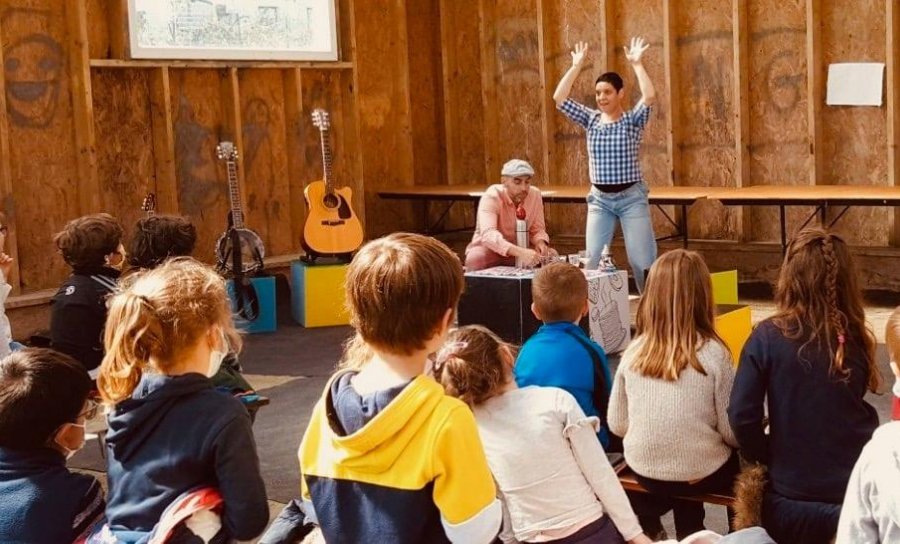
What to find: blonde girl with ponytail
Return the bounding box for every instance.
[729,227,880,544]
[98,258,268,542]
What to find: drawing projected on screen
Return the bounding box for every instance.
[128,0,338,61]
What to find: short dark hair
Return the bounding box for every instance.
[127,215,197,269]
[595,72,624,92]
[0,348,93,449]
[54,213,123,268]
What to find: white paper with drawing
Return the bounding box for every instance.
[826,63,885,106]
[128,0,338,61]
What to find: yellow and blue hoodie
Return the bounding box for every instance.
[299,371,501,543]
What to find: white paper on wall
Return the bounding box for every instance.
[826,63,885,106]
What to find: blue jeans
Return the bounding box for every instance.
[586,183,657,292]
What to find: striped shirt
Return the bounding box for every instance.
[557,99,652,186]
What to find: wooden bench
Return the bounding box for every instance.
[617,466,735,507]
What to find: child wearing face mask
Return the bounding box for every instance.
[97,258,268,543]
[50,213,126,373]
[0,348,106,543]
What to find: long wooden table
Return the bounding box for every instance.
[377,184,714,248]
[380,184,900,252]
[708,185,900,252]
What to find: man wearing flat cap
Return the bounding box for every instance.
[464,159,556,270]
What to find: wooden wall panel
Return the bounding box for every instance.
[541,0,600,237]
[2,1,81,289]
[169,69,230,265]
[613,0,672,237]
[437,0,484,233]
[351,0,415,237]
[91,68,154,232]
[675,0,738,240]
[406,0,445,187]
[490,1,544,181]
[746,0,809,242]
[821,0,888,246]
[237,69,293,257]
[85,0,108,59]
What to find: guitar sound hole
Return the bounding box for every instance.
[323,193,340,209]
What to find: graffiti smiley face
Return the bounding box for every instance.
[4,33,63,128]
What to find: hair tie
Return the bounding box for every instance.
[432,341,468,372]
[837,334,845,345]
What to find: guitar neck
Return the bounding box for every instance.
[319,127,334,194]
[226,160,245,229]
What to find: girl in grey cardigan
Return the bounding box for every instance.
[608,250,738,540]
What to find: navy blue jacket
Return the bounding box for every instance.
[105,373,268,542]
[49,266,120,371]
[728,320,879,502]
[0,447,105,543]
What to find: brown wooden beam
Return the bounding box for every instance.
[66,0,100,214]
[733,0,751,241]
[888,0,900,244]
[806,0,823,186]
[0,19,21,293]
[663,0,681,186]
[148,67,178,214]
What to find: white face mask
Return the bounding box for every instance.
[54,423,86,460]
[207,332,228,378]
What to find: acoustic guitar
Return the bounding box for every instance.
[303,109,363,261]
[214,141,263,321]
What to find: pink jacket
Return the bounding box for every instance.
[465,185,550,257]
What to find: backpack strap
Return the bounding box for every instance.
[561,328,609,424]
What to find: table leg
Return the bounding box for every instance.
[680,204,689,249]
[780,205,787,255]
[423,200,430,235]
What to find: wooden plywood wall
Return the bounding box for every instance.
[427,0,900,251]
[4,0,900,295]
[0,0,363,294]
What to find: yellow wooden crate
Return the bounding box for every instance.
[711,270,739,305]
[291,261,350,327]
[715,304,752,366]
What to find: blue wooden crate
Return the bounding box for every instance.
[227,276,277,334]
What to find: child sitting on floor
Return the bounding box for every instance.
[125,213,254,399]
[297,233,501,543]
[50,213,125,373]
[729,228,880,544]
[127,214,197,270]
[0,348,105,543]
[98,258,268,542]
[434,324,652,544]
[609,249,738,541]
[515,262,615,448]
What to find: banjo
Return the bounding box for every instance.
[214,141,265,276]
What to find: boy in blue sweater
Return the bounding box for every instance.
[515,262,615,448]
[0,348,105,543]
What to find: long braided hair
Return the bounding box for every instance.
[771,228,880,392]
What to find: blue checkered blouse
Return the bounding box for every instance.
[558,98,652,186]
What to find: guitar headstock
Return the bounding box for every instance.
[311,109,330,131]
[216,141,239,161]
[141,192,156,215]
